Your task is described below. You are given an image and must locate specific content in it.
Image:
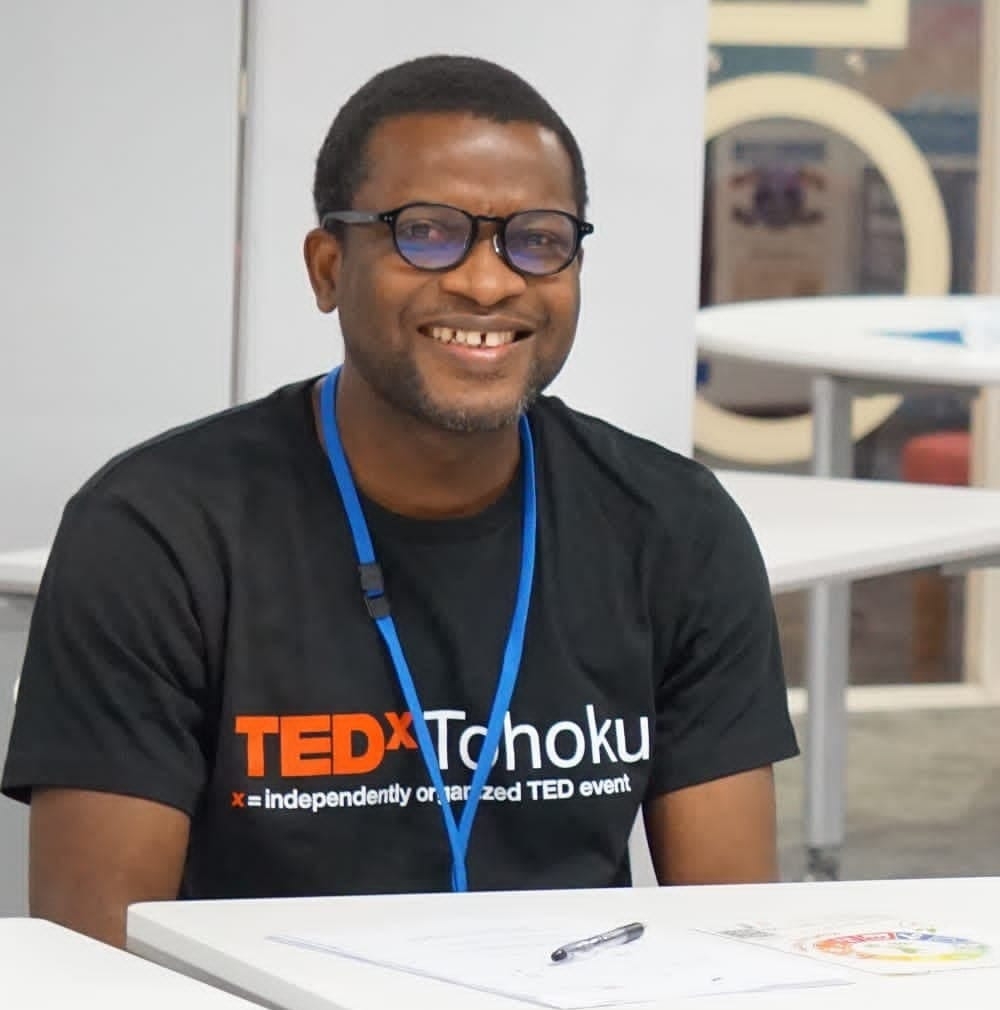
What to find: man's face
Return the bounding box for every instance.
[305,113,583,432]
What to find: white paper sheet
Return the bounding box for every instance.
[702,916,1000,976]
[269,914,852,1008]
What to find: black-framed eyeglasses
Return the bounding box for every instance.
[321,202,594,277]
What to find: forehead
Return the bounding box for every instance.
[355,113,577,215]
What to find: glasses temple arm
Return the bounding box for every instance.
[321,211,384,227]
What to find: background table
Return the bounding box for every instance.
[7,472,1000,890]
[2,916,259,1009]
[719,471,1000,593]
[0,548,45,598]
[698,295,1000,879]
[7,471,1000,604]
[697,296,1000,391]
[128,877,1000,1010]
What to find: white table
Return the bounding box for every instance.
[127,878,1000,1010]
[697,296,1000,390]
[719,471,1000,594]
[699,295,1000,880]
[6,472,1000,883]
[7,471,1000,601]
[2,916,260,1009]
[7,470,1000,597]
[0,548,46,598]
[10,474,1000,602]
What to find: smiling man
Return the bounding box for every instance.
[2,55,798,947]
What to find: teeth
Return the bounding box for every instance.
[428,326,515,347]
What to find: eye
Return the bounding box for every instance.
[397,219,448,243]
[520,231,559,248]
[508,229,573,257]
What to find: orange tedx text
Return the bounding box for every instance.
[235,712,417,778]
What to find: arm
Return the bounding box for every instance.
[644,470,797,883]
[643,766,779,885]
[2,491,212,945]
[30,789,190,947]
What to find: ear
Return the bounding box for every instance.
[304,227,343,313]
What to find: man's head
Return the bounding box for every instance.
[304,55,591,433]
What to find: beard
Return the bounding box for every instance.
[340,333,562,433]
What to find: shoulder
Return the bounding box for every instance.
[49,378,320,576]
[528,396,738,529]
[75,378,317,509]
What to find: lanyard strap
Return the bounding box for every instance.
[319,368,537,891]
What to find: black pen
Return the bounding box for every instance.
[550,921,646,963]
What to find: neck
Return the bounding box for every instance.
[312,365,522,519]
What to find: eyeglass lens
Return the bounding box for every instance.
[393,204,578,276]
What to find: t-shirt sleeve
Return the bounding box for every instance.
[647,469,799,797]
[1,492,210,814]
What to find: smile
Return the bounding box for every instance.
[423,326,528,348]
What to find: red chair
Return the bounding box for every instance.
[900,431,971,680]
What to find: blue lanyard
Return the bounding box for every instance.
[318,367,537,892]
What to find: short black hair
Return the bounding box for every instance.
[312,54,588,225]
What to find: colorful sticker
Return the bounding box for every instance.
[801,930,990,966]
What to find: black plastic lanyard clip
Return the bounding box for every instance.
[358,562,391,619]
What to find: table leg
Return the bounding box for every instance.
[804,376,853,881]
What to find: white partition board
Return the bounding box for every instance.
[0,0,243,550]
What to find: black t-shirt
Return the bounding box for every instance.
[2,379,797,897]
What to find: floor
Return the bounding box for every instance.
[777,706,1000,881]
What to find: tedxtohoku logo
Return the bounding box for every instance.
[233,705,650,779]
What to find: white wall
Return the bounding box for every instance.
[238,0,708,452]
[0,0,243,552]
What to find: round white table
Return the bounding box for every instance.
[696,294,1000,881]
[697,295,1000,388]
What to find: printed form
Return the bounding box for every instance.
[270,914,852,1008]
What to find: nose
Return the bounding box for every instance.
[437,232,528,306]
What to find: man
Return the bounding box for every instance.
[2,55,797,948]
